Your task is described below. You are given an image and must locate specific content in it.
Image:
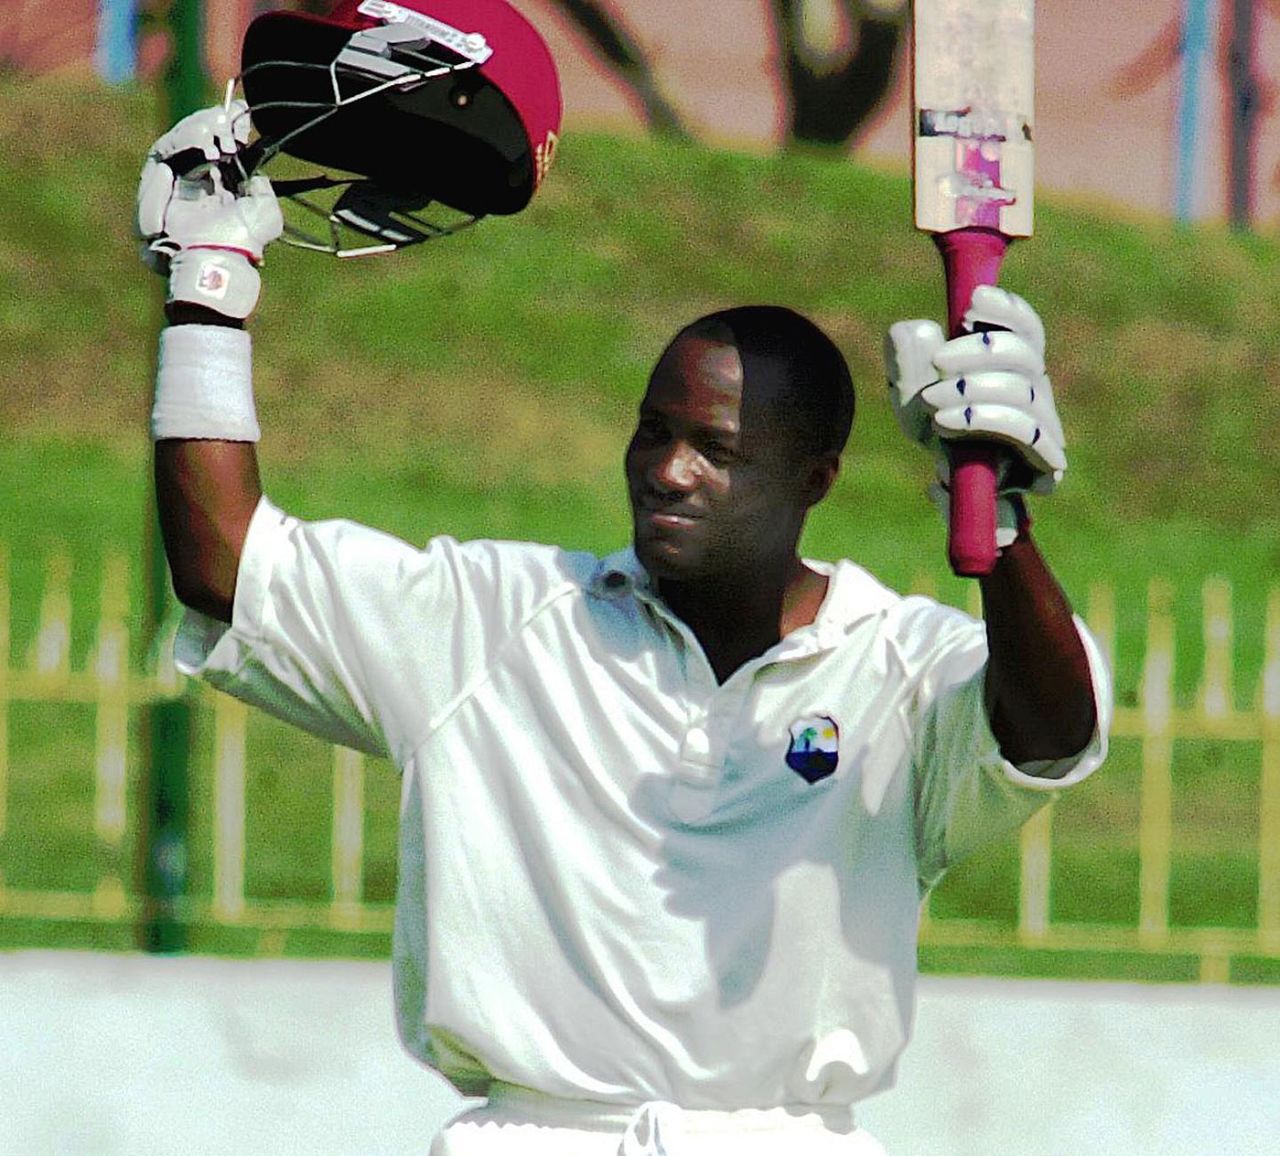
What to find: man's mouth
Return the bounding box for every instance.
[646,512,697,530]
[634,497,701,527]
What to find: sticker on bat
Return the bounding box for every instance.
[918,109,1032,143]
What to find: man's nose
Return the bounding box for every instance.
[649,441,698,492]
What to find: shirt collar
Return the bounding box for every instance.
[590,547,652,599]
[591,552,897,657]
[807,558,900,649]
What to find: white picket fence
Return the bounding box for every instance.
[0,546,389,938]
[2,545,1279,978]
[912,571,1280,981]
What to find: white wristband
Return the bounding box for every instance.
[152,324,260,442]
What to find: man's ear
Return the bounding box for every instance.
[803,452,841,509]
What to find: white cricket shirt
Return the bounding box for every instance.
[176,497,1111,1111]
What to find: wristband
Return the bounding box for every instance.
[152,324,260,442]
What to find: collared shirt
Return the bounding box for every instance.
[176,497,1111,1110]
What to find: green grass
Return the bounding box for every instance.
[3,74,1279,975]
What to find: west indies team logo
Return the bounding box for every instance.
[785,715,840,784]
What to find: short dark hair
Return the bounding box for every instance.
[675,305,855,458]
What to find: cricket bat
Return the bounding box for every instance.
[912,0,1035,576]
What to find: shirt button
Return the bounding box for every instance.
[685,727,710,758]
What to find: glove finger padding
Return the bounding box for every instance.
[138,101,253,242]
[884,288,1066,494]
[962,284,1045,355]
[148,99,253,167]
[930,329,1044,379]
[920,371,1067,477]
[932,404,1066,477]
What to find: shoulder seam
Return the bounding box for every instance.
[394,576,585,765]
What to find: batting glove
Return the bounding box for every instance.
[137,100,283,320]
[885,287,1067,546]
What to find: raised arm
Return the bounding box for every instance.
[886,286,1101,771]
[139,103,283,622]
[979,523,1096,766]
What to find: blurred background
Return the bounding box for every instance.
[3,1,1280,1152]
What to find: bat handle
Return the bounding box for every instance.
[934,228,1010,578]
[947,443,1002,576]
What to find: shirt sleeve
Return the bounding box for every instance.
[902,603,1114,890]
[172,496,532,765]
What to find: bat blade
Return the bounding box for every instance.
[914,0,1035,241]
[912,0,1035,577]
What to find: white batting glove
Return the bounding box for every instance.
[885,286,1067,497]
[885,287,1066,547]
[137,100,283,320]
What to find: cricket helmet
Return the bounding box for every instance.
[239,0,562,219]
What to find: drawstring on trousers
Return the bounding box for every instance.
[618,1101,682,1156]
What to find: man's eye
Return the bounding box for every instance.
[703,443,738,466]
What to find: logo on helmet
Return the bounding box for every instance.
[535,130,559,187]
[356,0,494,64]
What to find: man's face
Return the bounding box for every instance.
[625,331,819,584]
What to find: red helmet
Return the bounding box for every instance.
[240,0,562,218]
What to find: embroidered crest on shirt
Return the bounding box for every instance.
[785,715,840,783]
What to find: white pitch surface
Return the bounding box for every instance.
[3,951,1279,1155]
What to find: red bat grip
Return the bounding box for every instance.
[947,443,1002,575]
[933,228,1011,577]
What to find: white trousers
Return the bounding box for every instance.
[430,1084,888,1156]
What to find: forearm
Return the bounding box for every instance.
[154,304,262,623]
[155,438,261,622]
[979,530,1097,769]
